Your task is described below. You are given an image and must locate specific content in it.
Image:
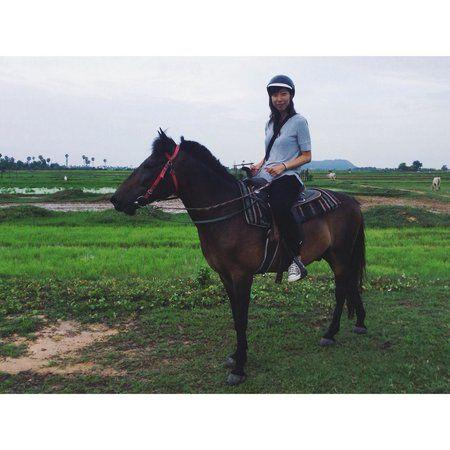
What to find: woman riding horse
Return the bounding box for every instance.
[111,126,367,387]
[251,75,311,282]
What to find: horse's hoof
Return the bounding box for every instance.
[225,356,236,369]
[353,326,368,335]
[319,337,335,346]
[227,373,246,386]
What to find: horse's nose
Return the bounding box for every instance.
[110,194,118,205]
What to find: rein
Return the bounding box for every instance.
[144,196,266,225]
[135,143,271,224]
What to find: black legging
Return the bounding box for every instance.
[267,175,304,256]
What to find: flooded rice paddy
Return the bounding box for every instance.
[0,187,116,195]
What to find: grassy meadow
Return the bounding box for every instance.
[0,169,449,203]
[0,169,129,189]
[0,169,449,393]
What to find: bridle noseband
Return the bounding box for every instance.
[135,144,180,206]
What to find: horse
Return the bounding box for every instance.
[111,130,367,386]
[432,176,441,191]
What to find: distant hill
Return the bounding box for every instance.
[303,159,357,170]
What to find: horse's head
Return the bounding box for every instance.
[111,129,179,215]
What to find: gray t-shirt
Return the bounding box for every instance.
[258,113,311,183]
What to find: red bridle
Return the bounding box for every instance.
[135,145,180,206]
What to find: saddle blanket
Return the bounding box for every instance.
[237,181,271,228]
[291,188,341,223]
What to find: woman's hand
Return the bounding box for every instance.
[250,162,262,176]
[265,163,286,177]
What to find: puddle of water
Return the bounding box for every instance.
[83,188,116,194]
[0,187,116,194]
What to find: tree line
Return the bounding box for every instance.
[0,152,447,172]
[398,160,447,172]
[0,153,108,170]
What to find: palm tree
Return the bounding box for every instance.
[65,154,69,167]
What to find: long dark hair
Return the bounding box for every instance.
[268,86,297,134]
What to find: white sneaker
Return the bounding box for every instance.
[287,262,302,282]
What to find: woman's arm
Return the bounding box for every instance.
[265,151,312,177]
[284,151,311,170]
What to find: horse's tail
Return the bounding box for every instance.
[346,216,366,318]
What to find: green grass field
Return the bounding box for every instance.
[0,169,130,189]
[1,169,449,202]
[0,203,448,393]
[0,209,448,280]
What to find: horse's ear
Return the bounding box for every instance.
[153,128,175,155]
[158,127,169,140]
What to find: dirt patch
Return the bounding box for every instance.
[0,198,187,213]
[0,320,119,375]
[356,196,450,214]
[0,202,113,212]
[1,196,447,214]
[153,198,186,213]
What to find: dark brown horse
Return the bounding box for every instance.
[111,130,367,385]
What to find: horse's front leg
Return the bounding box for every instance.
[221,272,253,386]
[219,274,238,369]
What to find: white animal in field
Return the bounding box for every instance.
[64,176,68,182]
[327,171,337,181]
[432,176,441,191]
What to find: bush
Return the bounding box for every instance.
[0,206,56,221]
[364,206,450,228]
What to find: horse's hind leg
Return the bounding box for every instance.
[320,271,347,346]
[320,251,353,345]
[323,252,367,342]
[350,283,367,334]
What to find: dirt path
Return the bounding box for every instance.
[0,202,114,211]
[0,198,186,213]
[0,321,120,375]
[356,196,450,214]
[0,196,448,214]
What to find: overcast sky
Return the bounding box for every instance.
[0,57,449,168]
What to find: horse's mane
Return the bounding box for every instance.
[151,130,235,183]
